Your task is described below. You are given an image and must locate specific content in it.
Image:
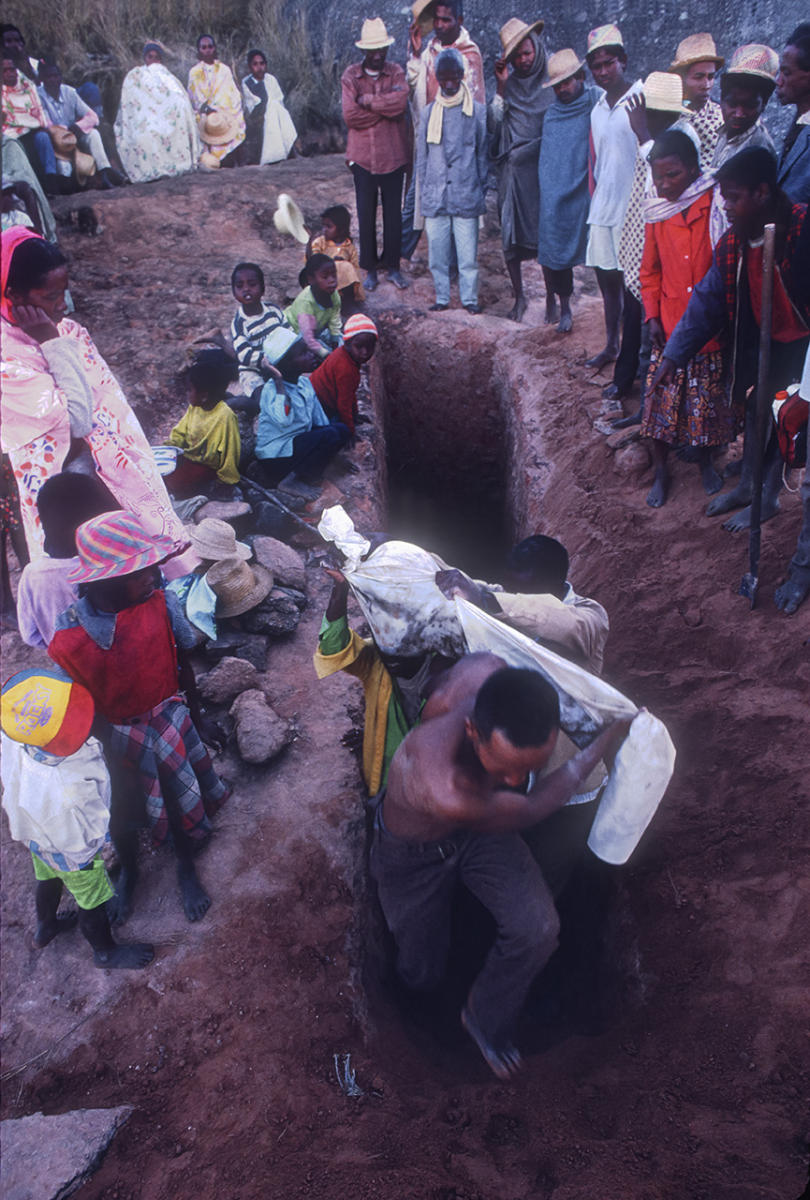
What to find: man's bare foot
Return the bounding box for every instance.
[585,348,618,370]
[94,942,154,969]
[507,295,527,322]
[611,409,642,429]
[723,459,743,478]
[722,495,781,532]
[178,860,211,922]
[706,483,752,517]
[34,913,78,948]
[556,311,573,334]
[461,1006,523,1080]
[107,869,137,926]
[646,473,669,508]
[775,574,810,615]
[544,298,558,325]
[701,461,724,495]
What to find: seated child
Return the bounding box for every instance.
[230,261,287,394]
[310,314,378,435]
[166,348,241,497]
[283,254,342,361]
[1,669,154,968]
[48,511,230,924]
[252,325,351,499]
[17,472,116,649]
[309,204,365,314]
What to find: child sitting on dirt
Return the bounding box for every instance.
[230,261,287,394]
[283,254,342,361]
[310,314,378,436]
[308,204,365,314]
[17,472,115,649]
[1,669,154,969]
[48,510,230,925]
[166,348,242,497]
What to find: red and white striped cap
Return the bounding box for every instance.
[343,314,379,341]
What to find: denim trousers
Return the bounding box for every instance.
[424,215,479,306]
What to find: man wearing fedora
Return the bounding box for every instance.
[341,18,410,292]
[669,33,725,166]
[776,23,810,203]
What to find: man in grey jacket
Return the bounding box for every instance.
[776,23,810,204]
[416,48,489,313]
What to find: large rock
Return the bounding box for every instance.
[1,1107,132,1200]
[230,690,293,764]
[197,657,260,703]
[252,536,307,591]
[204,631,268,672]
[241,589,302,638]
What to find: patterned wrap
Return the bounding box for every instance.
[114,63,199,183]
[187,60,246,163]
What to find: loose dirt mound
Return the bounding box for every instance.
[1,157,808,1200]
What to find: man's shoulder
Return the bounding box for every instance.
[342,62,363,82]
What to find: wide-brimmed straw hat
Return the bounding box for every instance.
[187,518,251,563]
[498,17,545,62]
[355,18,394,52]
[69,511,181,583]
[725,43,779,87]
[206,556,273,618]
[543,48,585,88]
[669,33,724,73]
[199,150,221,169]
[49,126,77,159]
[411,0,436,36]
[273,192,309,244]
[200,110,238,146]
[587,24,623,57]
[643,71,689,115]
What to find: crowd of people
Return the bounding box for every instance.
[0,9,809,1082]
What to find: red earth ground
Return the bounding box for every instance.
[1,156,809,1199]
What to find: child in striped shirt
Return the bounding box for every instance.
[230,262,286,394]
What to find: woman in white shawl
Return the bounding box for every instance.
[114,43,199,183]
[241,49,298,164]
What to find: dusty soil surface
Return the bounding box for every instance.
[2,156,809,1200]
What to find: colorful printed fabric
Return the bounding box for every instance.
[2,77,50,138]
[114,63,199,183]
[642,343,736,446]
[688,99,723,166]
[109,697,228,846]
[187,61,246,163]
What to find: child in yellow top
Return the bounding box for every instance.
[308,204,365,312]
[167,348,241,496]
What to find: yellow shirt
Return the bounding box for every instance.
[168,401,241,484]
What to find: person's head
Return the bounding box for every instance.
[433,0,462,47]
[38,58,62,97]
[466,667,560,789]
[320,204,351,243]
[143,42,162,66]
[510,36,537,77]
[435,47,465,96]
[548,50,586,104]
[642,72,689,137]
[36,473,116,559]
[263,325,318,380]
[776,23,810,108]
[2,56,17,88]
[197,33,217,64]
[231,261,265,312]
[681,60,718,108]
[343,313,378,365]
[248,49,267,80]
[504,534,569,599]
[3,234,69,323]
[70,510,178,612]
[587,25,627,94]
[356,18,393,73]
[306,252,338,298]
[716,145,779,239]
[649,129,700,201]
[670,34,724,109]
[720,77,767,137]
[0,25,25,61]
[185,347,238,407]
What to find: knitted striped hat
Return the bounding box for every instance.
[68,511,180,583]
[343,314,378,340]
[2,669,94,757]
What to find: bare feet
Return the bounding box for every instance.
[178,859,211,922]
[646,473,669,508]
[556,311,573,334]
[107,868,137,926]
[93,942,154,969]
[701,461,724,495]
[611,409,642,429]
[585,348,618,370]
[706,483,752,517]
[775,574,810,615]
[723,459,743,479]
[461,1006,523,1080]
[722,495,781,532]
[543,297,558,325]
[507,295,527,322]
[34,912,78,948]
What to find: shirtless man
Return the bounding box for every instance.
[371,653,630,1078]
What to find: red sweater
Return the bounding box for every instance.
[310,345,360,432]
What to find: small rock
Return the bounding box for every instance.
[194,499,251,523]
[204,631,268,672]
[1,1107,132,1200]
[614,442,651,477]
[252,536,307,590]
[242,590,301,637]
[197,657,260,703]
[229,690,293,763]
[605,426,640,451]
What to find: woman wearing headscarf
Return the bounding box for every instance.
[114,43,199,183]
[490,17,551,321]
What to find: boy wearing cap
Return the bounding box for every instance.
[670,33,725,164]
[48,511,229,925]
[310,314,378,434]
[1,669,154,968]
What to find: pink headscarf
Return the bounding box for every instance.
[0,226,46,323]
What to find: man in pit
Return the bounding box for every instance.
[371,654,630,1079]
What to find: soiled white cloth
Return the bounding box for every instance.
[0,733,111,871]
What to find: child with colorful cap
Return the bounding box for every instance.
[48,510,230,925]
[1,669,154,968]
[309,314,378,435]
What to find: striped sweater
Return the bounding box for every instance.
[231,302,286,369]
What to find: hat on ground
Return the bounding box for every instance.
[273,192,309,244]
[187,517,251,562]
[669,33,724,73]
[587,24,623,57]
[343,313,378,340]
[199,150,221,169]
[543,48,585,88]
[2,669,94,757]
[725,43,779,88]
[411,0,436,37]
[499,18,545,63]
[200,111,238,146]
[74,149,97,180]
[68,510,181,584]
[206,556,273,618]
[263,323,301,366]
[355,18,395,51]
[48,126,78,160]
[643,71,689,115]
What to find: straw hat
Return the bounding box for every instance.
[187,518,251,563]
[669,33,724,73]
[273,192,309,244]
[643,71,689,115]
[2,669,95,758]
[587,24,623,57]
[725,43,779,86]
[543,48,585,88]
[355,18,394,52]
[199,150,221,169]
[69,511,181,583]
[343,313,379,340]
[411,0,436,37]
[49,126,78,159]
[499,18,544,63]
[206,556,273,618]
[74,149,97,180]
[200,110,238,146]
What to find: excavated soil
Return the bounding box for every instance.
[1,156,809,1200]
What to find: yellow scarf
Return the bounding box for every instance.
[426,81,473,145]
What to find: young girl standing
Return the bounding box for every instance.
[309,205,365,310]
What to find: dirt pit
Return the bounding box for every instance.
[2,156,809,1200]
